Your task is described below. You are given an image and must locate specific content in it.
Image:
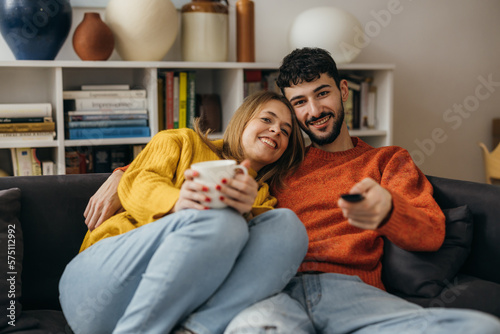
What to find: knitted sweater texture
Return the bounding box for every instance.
[275,138,445,290]
[80,128,276,252]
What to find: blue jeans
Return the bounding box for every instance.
[59,208,308,334]
[225,273,500,334]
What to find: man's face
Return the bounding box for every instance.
[284,73,348,146]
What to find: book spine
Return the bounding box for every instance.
[68,114,148,121]
[178,72,188,128]
[0,121,55,133]
[0,103,52,118]
[67,119,148,128]
[65,98,148,111]
[31,148,42,176]
[63,89,147,99]
[42,160,55,175]
[165,71,175,129]
[0,116,50,123]
[66,109,148,116]
[187,71,196,129]
[10,148,18,176]
[0,131,56,140]
[68,126,150,140]
[157,74,165,131]
[81,84,130,91]
[15,148,33,176]
[173,74,180,129]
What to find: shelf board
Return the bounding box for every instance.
[0,60,395,71]
[64,137,151,147]
[0,140,58,149]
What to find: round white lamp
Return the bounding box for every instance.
[289,7,364,64]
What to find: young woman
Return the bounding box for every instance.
[58,91,308,334]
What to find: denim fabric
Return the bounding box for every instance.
[225,273,500,334]
[59,208,308,334]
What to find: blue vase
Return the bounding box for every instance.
[0,0,72,60]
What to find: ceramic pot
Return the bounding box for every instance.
[0,0,72,60]
[105,0,178,61]
[73,12,114,61]
[181,0,228,62]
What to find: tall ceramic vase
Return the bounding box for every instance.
[0,0,72,60]
[105,0,178,61]
[73,12,114,61]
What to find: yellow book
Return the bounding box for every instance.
[178,72,187,128]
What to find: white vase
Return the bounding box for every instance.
[289,7,364,64]
[105,0,179,61]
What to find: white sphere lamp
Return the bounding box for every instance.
[288,7,364,64]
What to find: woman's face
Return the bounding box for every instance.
[241,99,293,172]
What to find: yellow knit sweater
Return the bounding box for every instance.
[79,128,277,252]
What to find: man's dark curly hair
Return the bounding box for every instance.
[276,48,342,95]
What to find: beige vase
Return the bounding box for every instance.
[105,0,178,61]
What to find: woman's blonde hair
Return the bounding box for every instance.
[195,90,305,190]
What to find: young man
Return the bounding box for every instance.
[222,48,500,334]
[84,48,500,334]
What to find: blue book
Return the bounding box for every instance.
[68,126,150,140]
[67,119,148,128]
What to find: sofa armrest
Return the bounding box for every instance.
[426,175,500,285]
[0,173,111,310]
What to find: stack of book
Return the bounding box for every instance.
[157,70,197,131]
[243,70,280,98]
[344,74,377,130]
[0,103,55,141]
[63,85,150,140]
[10,147,54,176]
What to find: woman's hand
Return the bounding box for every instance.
[216,160,258,215]
[172,169,211,212]
[84,170,125,231]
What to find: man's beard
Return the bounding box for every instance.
[301,103,345,146]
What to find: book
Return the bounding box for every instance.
[66,109,148,116]
[165,71,175,129]
[65,150,87,174]
[110,146,131,170]
[133,144,146,158]
[64,98,147,111]
[0,116,52,123]
[187,71,196,129]
[0,103,52,118]
[42,160,55,175]
[0,121,55,133]
[9,149,18,176]
[93,147,111,173]
[178,72,188,128]
[367,86,377,129]
[81,84,130,91]
[10,148,41,176]
[63,89,146,99]
[173,74,180,128]
[67,119,148,128]
[68,113,148,121]
[31,148,42,176]
[157,75,165,131]
[0,131,56,140]
[68,126,150,140]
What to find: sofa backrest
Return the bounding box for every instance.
[0,173,110,311]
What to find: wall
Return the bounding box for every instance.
[0,0,499,182]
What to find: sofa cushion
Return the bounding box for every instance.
[382,205,473,298]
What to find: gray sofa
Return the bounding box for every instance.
[0,173,499,333]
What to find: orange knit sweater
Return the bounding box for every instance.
[275,138,445,290]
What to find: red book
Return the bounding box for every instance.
[165,71,175,129]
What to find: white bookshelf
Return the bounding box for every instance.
[0,61,394,175]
